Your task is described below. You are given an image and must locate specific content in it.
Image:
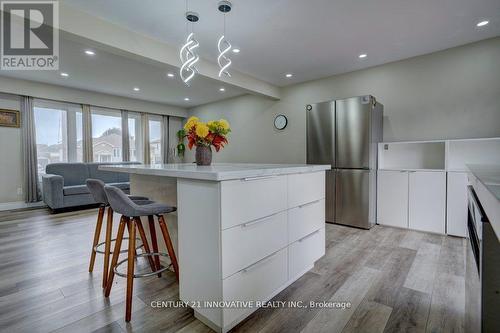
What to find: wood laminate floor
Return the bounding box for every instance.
[0,208,465,333]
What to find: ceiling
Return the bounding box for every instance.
[63,0,500,86]
[0,36,246,107]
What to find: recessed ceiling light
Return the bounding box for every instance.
[60,72,69,77]
[359,54,367,58]
[84,50,95,56]
[285,73,293,78]
[232,48,240,53]
[219,87,225,92]
[476,20,489,27]
[133,87,140,91]
[167,72,175,78]
[184,97,190,101]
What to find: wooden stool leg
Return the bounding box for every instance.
[126,220,138,258]
[158,215,179,281]
[135,217,156,272]
[148,215,162,277]
[104,216,127,297]
[89,206,105,272]
[125,218,136,322]
[102,207,113,288]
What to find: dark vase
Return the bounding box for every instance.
[195,145,212,166]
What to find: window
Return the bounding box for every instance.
[149,116,162,164]
[128,112,143,162]
[91,108,122,163]
[34,100,82,175]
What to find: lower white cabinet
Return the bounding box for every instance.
[179,171,326,333]
[377,170,446,234]
[408,171,446,234]
[377,170,409,228]
[446,172,468,237]
[289,227,325,279]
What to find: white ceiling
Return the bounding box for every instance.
[63,0,500,86]
[0,36,246,107]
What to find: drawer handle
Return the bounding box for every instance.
[298,229,320,242]
[242,251,279,274]
[298,199,321,208]
[242,212,280,228]
[242,175,277,182]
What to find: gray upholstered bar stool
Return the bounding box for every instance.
[86,179,151,288]
[103,185,178,322]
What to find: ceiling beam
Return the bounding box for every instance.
[58,3,281,100]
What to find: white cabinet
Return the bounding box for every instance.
[446,172,468,237]
[179,171,326,333]
[377,170,446,234]
[377,170,409,228]
[408,171,446,234]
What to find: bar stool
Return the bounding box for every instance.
[86,179,151,288]
[103,185,178,322]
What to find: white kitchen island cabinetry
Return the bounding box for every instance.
[100,163,328,333]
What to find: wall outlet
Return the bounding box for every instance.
[17,187,23,196]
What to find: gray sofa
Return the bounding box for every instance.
[42,162,138,211]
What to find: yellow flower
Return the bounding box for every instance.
[219,119,230,130]
[207,120,215,127]
[184,116,199,130]
[195,122,210,138]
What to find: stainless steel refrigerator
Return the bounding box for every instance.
[306,95,383,229]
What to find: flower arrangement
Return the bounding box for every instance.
[181,116,231,165]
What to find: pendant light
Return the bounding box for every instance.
[217,1,232,77]
[179,4,200,86]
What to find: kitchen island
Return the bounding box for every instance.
[100,163,329,332]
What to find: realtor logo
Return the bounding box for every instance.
[1,0,59,70]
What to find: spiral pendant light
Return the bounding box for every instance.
[179,3,200,86]
[217,1,232,77]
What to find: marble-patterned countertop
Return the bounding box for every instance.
[467,164,500,241]
[99,163,330,181]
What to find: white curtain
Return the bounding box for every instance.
[82,104,93,162]
[161,115,169,164]
[121,110,130,162]
[141,113,150,164]
[21,96,41,202]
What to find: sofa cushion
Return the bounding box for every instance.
[108,182,130,191]
[46,163,89,186]
[63,185,91,196]
[87,163,119,183]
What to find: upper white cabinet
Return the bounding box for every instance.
[408,171,446,234]
[377,170,409,228]
[378,141,446,171]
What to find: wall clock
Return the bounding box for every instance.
[274,114,288,130]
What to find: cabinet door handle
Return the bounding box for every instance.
[241,212,280,228]
[298,229,320,242]
[242,175,277,182]
[242,251,279,273]
[298,199,321,208]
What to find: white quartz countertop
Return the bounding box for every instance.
[99,163,330,181]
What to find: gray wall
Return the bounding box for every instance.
[188,37,500,164]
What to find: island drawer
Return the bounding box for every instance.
[222,247,288,326]
[288,199,325,243]
[289,227,325,279]
[221,211,288,279]
[288,172,325,208]
[221,175,287,229]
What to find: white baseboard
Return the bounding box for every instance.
[0,201,46,211]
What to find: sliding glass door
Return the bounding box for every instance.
[34,100,82,175]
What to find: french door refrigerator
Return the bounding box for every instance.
[306,95,383,229]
